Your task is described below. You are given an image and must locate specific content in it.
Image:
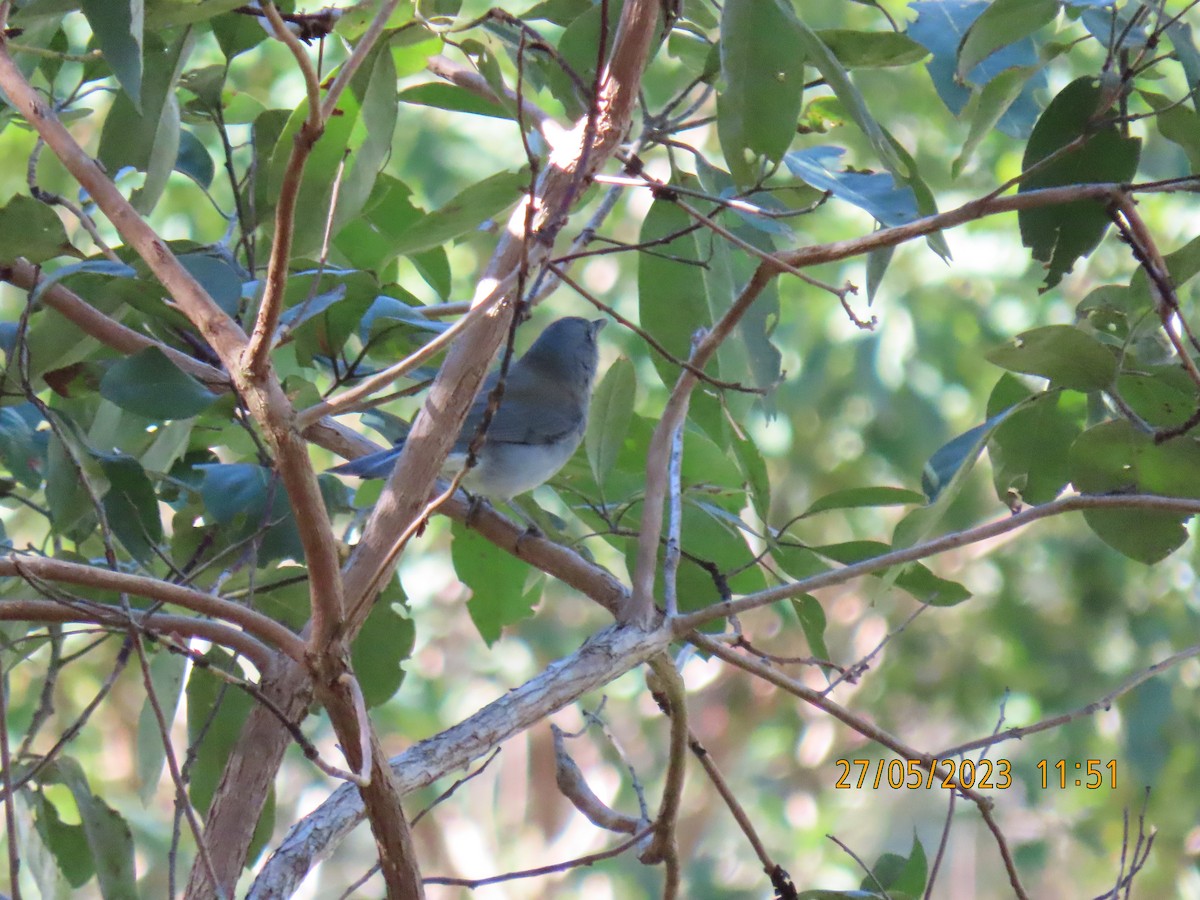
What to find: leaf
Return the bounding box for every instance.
[81,0,143,105]
[585,357,636,491]
[99,347,217,419]
[816,29,929,68]
[398,82,509,118]
[986,376,1082,505]
[717,0,806,185]
[1018,77,1142,290]
[789,12,906,177]
[178,251,245,315]
[452,521,537,645]
[784,146,919,227]
[175,128,215,188]
[956,0,1058,80]
[1123,679,1172,784]
[335,40,400,231]
[803,486,926,517]
[0,194,73,263]
[44,758,137,900]
[96,452,163,562]
[351,592,415,707]
[986,325,1117,390]
[97,31,194,214]
[28,259,138,307]
[910,0,1045,137]
[21,791,87,893]
[1116,366,1199,429]
[921,407,1020,503]
[0,403,46,489]
[185,651,276,860]
[1166,21,1200,113]
[135,649,187,803]
[1069,419,1200,563]
[870,831,928,894]
[792,594,830,661]
[866,245,893,303]
[278,284,349,332]
[816,541,972,606]
[637,191,710,390]
[266,84,362,256]
[196,463,304,564]
[387,169,528,256]
[953,65,1039,177]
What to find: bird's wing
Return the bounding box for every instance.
[455,369,583,448]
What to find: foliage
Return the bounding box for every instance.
[0,0,1198,897]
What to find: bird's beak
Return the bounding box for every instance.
[590,318,607,335]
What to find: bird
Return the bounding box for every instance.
[331,316,607,503]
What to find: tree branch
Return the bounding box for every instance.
[0,556,305,663]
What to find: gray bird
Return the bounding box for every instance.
[332,316,606,501]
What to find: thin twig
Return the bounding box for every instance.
[130,632,226,899]
[0,657,21,900]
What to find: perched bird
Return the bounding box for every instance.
[332,316,607,501]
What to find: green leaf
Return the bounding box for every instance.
[387,169,528,256]
[136,649,187,803]
[637,191,710,390]
[1140,90,1200,171]
[44,758,137,900]
[803,486,926,517]
[921,407,1019,503]
[31,789,94,889]
[986,376,1082,506]
[953,65,1038,178]
[1018,77,1142,290]
[452,521,537,645]
[1123,678,1172,784]
[792,594,830,661]
[816,541,971,606]
[97,452,163,562]
[99,347,217,420]
[97,31,193,214]
[145,0,245,28]
[585,357,636,492]
[1069,420,1200,562]
[0,194,72,263]
[956,0,1057,80]
[790,11,907,177]
[816,29,929,68]
[0,404,45,489]
[399,82,509,118]
[1116,366,1199,429]
[81,0,143,105]
[335,40,400,233]
[986,325,1118,391]
[185,651,276,860]
[784,146,919,227]
[871,831,928,894]
[175,128,215,188]
[718,0,806,185]
[351,592,415,707]
[267,85,362,256]
[178,251,245,316]
[196,463,304,564]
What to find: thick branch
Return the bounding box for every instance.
[248,621,672,897]
[1,258,229,389]
[0,31,345,656]
[340,0,662,624]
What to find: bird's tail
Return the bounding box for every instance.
[328,445,404,479]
